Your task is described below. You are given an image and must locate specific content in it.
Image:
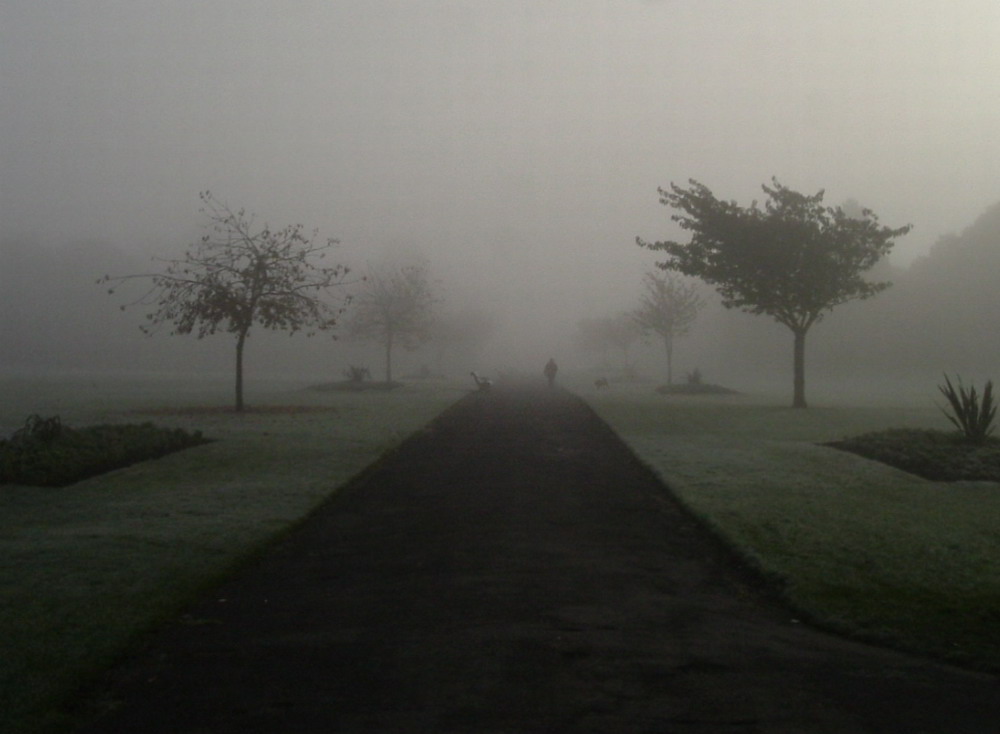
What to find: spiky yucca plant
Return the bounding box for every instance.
[938,374,997,443]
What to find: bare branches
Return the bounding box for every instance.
[100,191,350,409]
[631,271,704,340]
[347,263,439,383]
[102,192,347,337]
[631,271,705,385]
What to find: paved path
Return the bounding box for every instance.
[75,385,1000,733]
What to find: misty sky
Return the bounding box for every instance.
[3,1,1000,352]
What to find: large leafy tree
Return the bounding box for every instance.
[631,271,704,385]
[102,191,348,411]
[637,178,911,407]
[347,263,438,383]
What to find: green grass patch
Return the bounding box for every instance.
[584,386,1000,672]
[0,373,465,734]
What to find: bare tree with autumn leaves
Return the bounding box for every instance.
[102,191,348,411]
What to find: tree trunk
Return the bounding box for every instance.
[235,330,247,413]
[621,346,632,379]
[792,327,807,409]
[664,334,674,385]
[384,332,393,384]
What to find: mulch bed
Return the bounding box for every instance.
[134,405,340,416]
[655,383,739,395]
[308,380,404,392]
[827,428,1000,482]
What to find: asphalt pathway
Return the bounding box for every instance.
[74,384,1000,733]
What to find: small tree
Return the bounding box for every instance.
[606,313,643,378]
[638,178,911,407]
[347,263,438,383]
[427,306,496,375]
[631,271,704,385]
[102,191,348,411]
[574,314,642,377]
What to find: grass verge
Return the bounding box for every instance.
[0,374,464,734]
[584,385,1000,672]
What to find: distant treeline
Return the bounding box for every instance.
[4,200,1000,388]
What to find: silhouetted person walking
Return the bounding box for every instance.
[543,358,558,388]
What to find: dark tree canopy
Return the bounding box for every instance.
[638,178,911,406]
[102,191,348,411]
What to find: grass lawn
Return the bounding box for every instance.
[5,373,1000,731]
[0,373,465,734]
[583,383,1000,673]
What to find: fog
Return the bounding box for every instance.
[3,1,1000,397]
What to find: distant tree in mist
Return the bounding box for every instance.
[631,271,704,385]
[888,199,1000,369]
[427,306,496,375]
[101,191,348,411]
[347,263,438,383]
[573,318,605,366]
[638,178,911,407]
[574,314,642,377]
[908,200,1000,286]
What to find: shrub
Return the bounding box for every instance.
[827,428,1000,482]
[938,374,997,444]
[0,416,210,487]
[9,414,65,446]
[343,365,371,383]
